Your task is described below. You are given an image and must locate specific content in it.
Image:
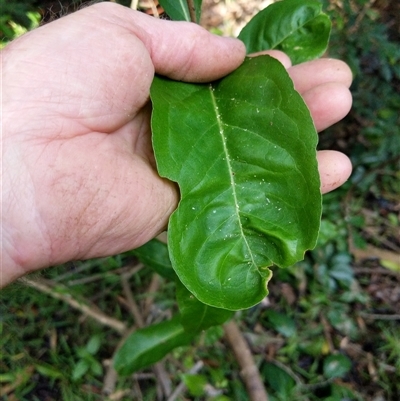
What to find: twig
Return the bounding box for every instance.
[366,352,379,382]
[133,373,156,380]
[106,389,132,401]
[359,312,400,321]
[303,377,336,391]
[320,314,335,353]
[153,362,172,399]
[340,341,397,373]
[132,378,144,401]
[67,264,143,286]
[103,364,119,396]
[143,273,161,318]
[167,360,204,401]
[121,275,145,327]
[348,0,376,35]
[53,260,97,281]
[147,0,160,18]
[223,320,269,401]
[353,266,400,278]
[20,277,127,334]
[130,0,139,10]
[120,276,172,398]
[267,359,304,388]
[102,327,137,396]
[186,0,197,23]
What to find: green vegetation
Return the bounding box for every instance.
[1,1,399,400]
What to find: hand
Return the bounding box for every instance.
[1,2,352,286]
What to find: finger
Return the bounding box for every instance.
[318,150,352,194]
[288,58,353,94]
[92,3,246,82]
[302,82,352,132]
[248,50,292,69]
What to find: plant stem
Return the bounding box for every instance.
[20,277,127,334]
[224,320,269,401]
[130,0,139,9]
[359,313,400,321]
[186,0,197,23]
[167,361,204,401]
[120,275,172,397]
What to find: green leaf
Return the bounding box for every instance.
[238,0,331,64]
[158,0,202,22]
[90,360,103,377]
[323,354,352,379]
[114,315,195,375]
[176,281,233,333]
[35,363,64,379]
[151,56,321,310]
[86,335,101,355]
[182,373,207,396]
[264,310,296,338]
[72,359,90,381]
[262,362,296,396]
[133,239,177,280]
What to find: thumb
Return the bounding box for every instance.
[90,2,246,82]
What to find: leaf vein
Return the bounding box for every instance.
[210,86,258,269]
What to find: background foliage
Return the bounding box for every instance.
[1,1,399,400]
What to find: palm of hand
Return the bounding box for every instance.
[3,8,178,273]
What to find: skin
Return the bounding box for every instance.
[1,3,353,287]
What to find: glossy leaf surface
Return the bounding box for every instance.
[114,315,195,375]
[176,281,233,333]
[238,0,331,64]
[151,56,321,310]
[158,0,202,22]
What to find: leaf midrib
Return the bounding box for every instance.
[209,85,257,270]
[272,11,319,49]
[177,0,190,21]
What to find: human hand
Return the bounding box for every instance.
[1,3,352,286]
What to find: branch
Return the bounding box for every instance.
[267,359,303,388]
[66,264,143,286]
[353,266,400,278]
[186,0,197,23]
[20,277,127,334]
[143,273,160,318]
[359,312,400,321]
[167,361,204,401]
[223,320,269,401]
[121,274,145,327]
[130,0,139,10]
[120,275,172,398]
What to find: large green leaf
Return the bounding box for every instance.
[158,0,202,22]
[238,0,331,64]
[151,55,321,310]
[114,315,195,375]
[176,281,233,333]
[133,239,177,280]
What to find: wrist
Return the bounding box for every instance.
[1,228,31,287]
[1,137,50,287]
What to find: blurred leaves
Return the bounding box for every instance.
[114,315,195,375]
[323,354,352,379]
